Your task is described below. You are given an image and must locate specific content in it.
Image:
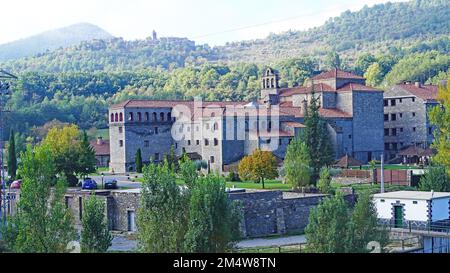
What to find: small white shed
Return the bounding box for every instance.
[373,191,450,228]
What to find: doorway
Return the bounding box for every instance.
[394,206,403,228]
[127,210,136,232]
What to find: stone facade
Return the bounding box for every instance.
[109,68,385,173]
[383,82,439,159]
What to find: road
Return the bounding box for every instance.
[89,173,143,189]
[236,235,307,248]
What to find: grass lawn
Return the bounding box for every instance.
[350,164,424,170]
[136,177,290,190]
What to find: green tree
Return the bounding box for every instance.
[135,148,143,173]
[179,153,198,188]
[1,145,76,252]
[184,175,240,252]
[429,79,450,172]
[301,92,335,183]
[7,129,17,180]
[305,193,352,253]
[317,168,332,194]
[364,62,384,87]
[349,192,389,253]
[284,138,311,188]
[355,53,376,75]
[325,51,341,69]
[80,195,113,253]
[137,160,188,252]
[78,130,96,177]
[419,166,450,192]
[238,149,278,189]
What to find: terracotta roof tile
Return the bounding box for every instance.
[396,84,438,102]
[279,83,335,97]
[312,68,364,80]
[337,83,382,92]
[89,140,110,156]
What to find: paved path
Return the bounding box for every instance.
[236,235,307,248]
[109,235,138,252]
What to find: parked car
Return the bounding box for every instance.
[104,179,118,189]
[10,180,22,189]
[82,178,97,190]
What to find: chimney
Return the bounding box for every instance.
[415,82,421,88]
[97,136,104,145]
[302,99,308,116]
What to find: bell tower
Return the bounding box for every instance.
[260,67,279,105]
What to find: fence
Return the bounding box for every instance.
[376,170,409,186]
[235,243,307,253]
[339,169,371,179]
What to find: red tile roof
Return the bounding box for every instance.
[396,84,438,102]
[282,121,306,128]
[312,68,364,80]
[279,83,335,97]
[337,83,382,92]
[89,140,110,156]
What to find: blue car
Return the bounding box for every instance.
[82,178,97,190]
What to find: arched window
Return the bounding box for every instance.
[167,112,172,121]
[213,122,219,131]
[138,112,142,122]
[160,112,164,121]
[145,112,149,121]
[119,113,123,122]
[129,112,134,121]
[110,113,114,122]
[115,113,119,122]
[271,78,274,88]
[152,112,157,122]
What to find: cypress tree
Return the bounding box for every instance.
[135,148,143,173]
[7,129,17,180]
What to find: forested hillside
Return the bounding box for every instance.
[0,23,113,62]
[219,0,450,63]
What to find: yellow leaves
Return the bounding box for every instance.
[42,124,81,154]
[238,149,278,182]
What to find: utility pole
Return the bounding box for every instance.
[0,69,17,226]
[380,153,385,193]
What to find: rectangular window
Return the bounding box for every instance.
[385,143,390,150]
[413,127,416,132]
[392,143,398,150]
[196,140,200,146]
[154,153,160,161]
[384,129,389,136]
[348,134,352,139]
[399,99,402,103]
[119,140,123,147]
[400,128,403,133]
[392,128,397,136]
[384,100,388,107]
[384,114,389,121]
[413,201,418,204]
[428,127,432,135]
[380,199,385,203]
[412,112,416,117]
[188,140,191,146]
[204,139,209,146]
[391,99,396,106]
[144,141,149,147]
[154,127,158,135]
[399,113,403,118]
[412,97,415,102]
[279,139,282,145]
[214,138,219,146]
[391,114,396,121]
[210,156,215,163]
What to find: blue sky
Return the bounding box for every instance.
[1,0,404,46]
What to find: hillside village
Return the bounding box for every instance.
[0,0,450,256]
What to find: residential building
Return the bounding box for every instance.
[383,82,439,160]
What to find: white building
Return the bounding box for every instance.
[373,191,450,229]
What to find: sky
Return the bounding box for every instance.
[0,0,405,46]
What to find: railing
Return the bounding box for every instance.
[235,243,307,253]
[382,220,450,235]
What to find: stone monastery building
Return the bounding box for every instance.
[109,68,385,173]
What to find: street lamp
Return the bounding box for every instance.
[101,173,104,189]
